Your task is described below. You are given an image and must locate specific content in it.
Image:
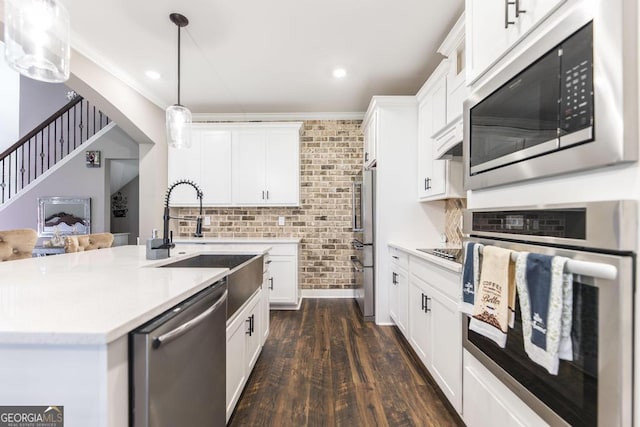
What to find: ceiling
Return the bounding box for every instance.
[68,0,464,115]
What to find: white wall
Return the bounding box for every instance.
[0,41,19,153]
[0,126,138,232]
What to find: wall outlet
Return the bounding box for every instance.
[278,216,285,226]
[204,216,211,226]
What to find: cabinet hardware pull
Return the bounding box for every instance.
[505,0,516,28]
[392,272,398,285]
[425,177,431,190]
[365,152,369,162]
[425,296,432,313]
[265,260,272,264]
[515,0,526,17]
[246,316,253,336]
[262,190,265,200]
[269,277,274,290]
[266,190,269,200]
[392,255,399,260]
[421,293,426,311]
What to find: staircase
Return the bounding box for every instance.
[0,96,111,204]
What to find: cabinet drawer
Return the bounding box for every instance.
[410,256,460,301]
[389,247,409,270]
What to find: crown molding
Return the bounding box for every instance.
[193,111,365,122]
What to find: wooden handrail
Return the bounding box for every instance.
[0,96,84,161]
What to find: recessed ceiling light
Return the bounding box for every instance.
[333,68,347,79]
[145,70,161,80]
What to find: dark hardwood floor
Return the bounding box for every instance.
[229,298,464,427]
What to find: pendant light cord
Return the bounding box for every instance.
[177,25,181,106]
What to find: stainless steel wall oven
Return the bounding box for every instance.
[462,201,635,426]
[463,2,638,190]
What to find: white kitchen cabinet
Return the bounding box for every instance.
[463,350,550,427]
[266,243,300,309]
[416,62,464,201]
[389,247,409,337]
[168,126,232,206]
[169,122,301,207]
[226,289,262,423]
[433,13,467,160]
[261,256,271,345]
[466,0,566,84]
[363,109,378,168]
[408,256,463,414]
[232,125,300,206]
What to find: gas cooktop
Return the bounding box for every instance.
[416,248,463,263]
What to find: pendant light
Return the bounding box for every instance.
[3,0,71,83]
[166,13,192,149]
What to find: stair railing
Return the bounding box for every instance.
[0,96,111,204]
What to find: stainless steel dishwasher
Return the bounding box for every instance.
[130,278,227,426]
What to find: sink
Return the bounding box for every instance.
[160,253,263,320]
[159,254,255,270]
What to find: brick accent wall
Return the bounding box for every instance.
[174,120,363,290]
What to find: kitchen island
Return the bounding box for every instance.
[0,244,271,427]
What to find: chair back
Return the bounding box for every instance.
[0,229,38,261]
[65,233,114,252]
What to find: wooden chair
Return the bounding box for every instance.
[64,233,114,253]
[0,229,38,261]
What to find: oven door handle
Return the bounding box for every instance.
[350,256,364,272]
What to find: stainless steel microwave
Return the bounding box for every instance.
[463,3,638,190]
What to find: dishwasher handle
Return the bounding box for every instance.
[152,289,228,349]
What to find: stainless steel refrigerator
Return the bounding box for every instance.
[351,168,375,321]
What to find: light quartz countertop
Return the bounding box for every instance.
[388,242,463,273]
[0,244,270,346]
[174,237,302,244]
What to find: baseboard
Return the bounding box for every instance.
[301,289,356,299]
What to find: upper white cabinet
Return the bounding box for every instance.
[363,109,378,169]
[417,62,464,201]
[433,13,467,160]
[168,126,232,206]
[466,0,566,84]
[168,122,302,207]
[232,126,300,206]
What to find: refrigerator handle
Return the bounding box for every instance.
[352,181,364,232]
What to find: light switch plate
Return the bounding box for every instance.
[204,216,211,226]
[278,216,285,226]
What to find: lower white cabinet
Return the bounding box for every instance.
[267,243,300,309]
[261,257,270,345]
[389,248,409,336]
[226,289,262,422]
[409,257,462,414]
[463,350,549,427]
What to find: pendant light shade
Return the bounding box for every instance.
[166,13,192,149]
[166,104,192,149]
[3,0,70,83]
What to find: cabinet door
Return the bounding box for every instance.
[513,0,566,39]
[396,267,409,336]
[200,130,232,204]
[232,130,266,204]
[417,98,432,200]
[409,277,430,367]
[268,256,296,305]
[265,129,299,205]
[389,268,399,326]
[427,284,463,413]
[226,311,248,422]
[466,0,512,83]
[245,292,262,372]
[168,132,201,206]
[364,110,378,168]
